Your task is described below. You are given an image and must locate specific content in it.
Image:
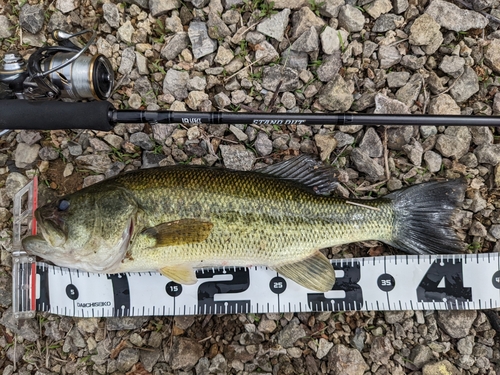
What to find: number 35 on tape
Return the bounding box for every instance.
[19,253,500,317]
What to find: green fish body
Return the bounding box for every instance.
[22,156,466,292]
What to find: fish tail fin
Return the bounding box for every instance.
[386,178,467,255]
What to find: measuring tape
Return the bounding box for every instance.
[11,180,500,318]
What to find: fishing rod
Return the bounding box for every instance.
[1,100,500,132]
[1,29,500,133]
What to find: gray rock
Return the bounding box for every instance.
[191,0,209,7]
[47,10,71,32]
[39,146,59,161]
[370,336,394,365]
[401,55,426,70]
[474,144,500,165]
[18,130,42,145]
[118,47,136,75]
[117,348,140,372]
[188,21,217,59]
[321,27,341,54]
[130,132,155,150]
[282,48,309,71]
[396,73,422,107]
[386,71,410,88]
[318,0,345,18]
[229,125,248,142]
[195,357,210,375]
[63,326,86,353]
[424,150,442,173]
[7,345,25,363]
[428,94,460,115]
[258,319,277,333]
[255,41,280,65]
[163,69,189,100]
[437,311,477,338]
[363,40,378,58]
[207,13,231,40]
[102,2,120,28]
[393,0,408,13]
[161,32,189,60]
[262,66,300,92]
[20,4,44,34]
[317,338,334,359]
[484,38,500,74]
[374,93,410,114]
[338,5,365,32]
[209,353,227,373]
[140,348,161,372]
[449,66,479,103]
[328,344,369,375]
[55,0,78,13]
[410,345,433,369]
[220,145,255,170]
[386,126,415,150]
[372,14,404,32]
[439,55,465,78]
[67,141,83,156]
[75,154,113,174]
[291,27,319,53]
[409,14,441,47]
[350,327,366,351]
[186,90,209,110]
[378,45,401,69]
[277,321,306,348]
[359,127,383,158]
[384,311,405,324]
[171,337,204,370]
[317,51,342,82]
[318,75,353,111]
[469,220,487,236]
[15,143,40,168]
[350,148,385,181]
[402,139,423,166]
[150,0,179,17]
[117,20,134,43]
[107,317,148,330]
[364,0,392,19]
[0,15,13,38]
[470,126,494,145]
[257,9,291,42]
[435,127,471,160]
[425,0,488,32]
[290,7,325,41]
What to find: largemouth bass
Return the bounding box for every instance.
[22,156,466,292]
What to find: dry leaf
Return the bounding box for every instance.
[110,340,128,359]
[126,363,152,375]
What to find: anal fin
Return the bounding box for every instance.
[274,252,335,292]
[160,265,198,284]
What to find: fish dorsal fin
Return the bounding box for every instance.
[274,251,335,292]
[160,265,198,284]
[256,155,338,195]
[142,219,213,247]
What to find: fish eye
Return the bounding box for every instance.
[57,199,70,211]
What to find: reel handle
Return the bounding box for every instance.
[0,100,113,131]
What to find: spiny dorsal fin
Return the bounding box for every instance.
[142,219,213,247]
[256,155,338,195]
[160,265,198,284]
[274,251,335,292]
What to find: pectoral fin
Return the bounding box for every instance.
[160,265,198,284]
[142,219,213,247]
[274,252,335,292]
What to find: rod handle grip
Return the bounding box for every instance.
[0,100,113,131]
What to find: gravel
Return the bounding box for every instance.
[3,0,500,374]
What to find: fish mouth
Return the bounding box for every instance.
[35,208,67,247]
